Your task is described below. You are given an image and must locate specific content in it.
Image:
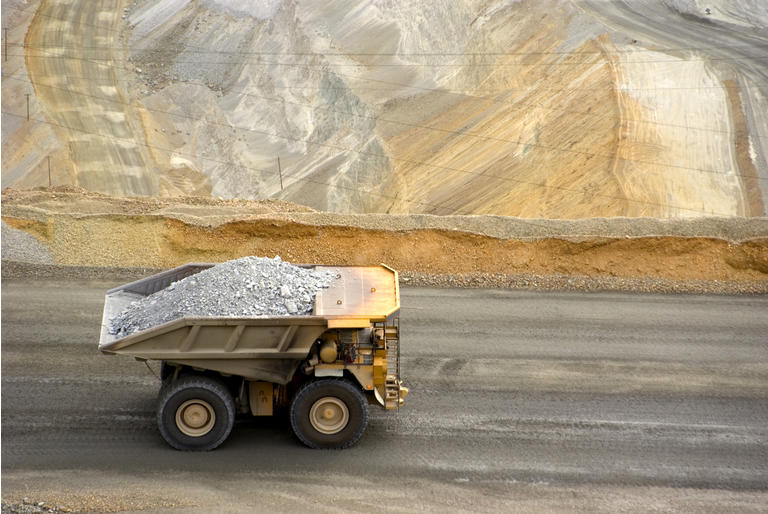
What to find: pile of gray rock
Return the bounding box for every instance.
[1,498,68,513]
[109,256,336,336]
[1,221,54,264]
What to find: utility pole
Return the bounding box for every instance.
[48,156,52,187]
[4,28,8,62]
[25,93,30,120]
[278,156,283,191]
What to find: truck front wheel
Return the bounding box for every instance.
[290,379,368,449]
[157,375,235,451]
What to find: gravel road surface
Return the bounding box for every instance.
[2,273,767,512]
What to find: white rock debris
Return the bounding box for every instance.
[109,256,336,337]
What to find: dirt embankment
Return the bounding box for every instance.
[2,189,768,292]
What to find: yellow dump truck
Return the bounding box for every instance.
[99,263,407,450]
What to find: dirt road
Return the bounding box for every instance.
[576,0,768,212]
[2,274,767,511]
[25,0,159,194]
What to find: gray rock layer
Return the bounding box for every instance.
[1,221,54,264]
[109,256,336,336]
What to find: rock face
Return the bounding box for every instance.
[3,0,768,218]
[108,256,336,336]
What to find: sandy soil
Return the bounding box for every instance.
[3,189,767,287]
[4,472,768,513]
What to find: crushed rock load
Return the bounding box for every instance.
[109,256,337,337]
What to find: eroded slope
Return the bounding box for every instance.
[3,0,767,218]
[3,190,767,289]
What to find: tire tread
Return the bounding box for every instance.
[290,378,368,449]
[157,374,235,451]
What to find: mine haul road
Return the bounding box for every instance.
[576,0,768,206]
[2,273,768,511]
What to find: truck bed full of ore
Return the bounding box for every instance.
[108,256,337,337]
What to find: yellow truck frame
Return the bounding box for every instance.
[99,263,407,450]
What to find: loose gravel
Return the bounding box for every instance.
[108,256,336,337]
[1,221,54,264]
[399,271,768,295]
[3,261,766,295]
[1,499,71,513]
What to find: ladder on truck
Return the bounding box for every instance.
[383,318,401,409]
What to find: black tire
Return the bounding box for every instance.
[160,361,174,382]
[157,375,235,451]
[290,378,368,449]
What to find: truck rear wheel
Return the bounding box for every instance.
[157,375,235,451]
[290,379,368,449]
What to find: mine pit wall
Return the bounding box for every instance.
[3,215,767,284]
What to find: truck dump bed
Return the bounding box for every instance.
[99,263,399,384]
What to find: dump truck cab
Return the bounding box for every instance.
[99,263,407,450]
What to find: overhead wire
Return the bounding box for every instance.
[3,107,576,231]
[0,67,755,147]
[9,40,768,142]
[8,42,766,196]
[4,107,739,217]
[4,71,766,184]
[6,50,761,91]
[6,3,768,66]
[10,48,768,67]
[1,91,743,218]
[14,40,768,56]
[8,1,767,141]
[6,2,768,59]
[4,2,763,217]
[0,108,466,216]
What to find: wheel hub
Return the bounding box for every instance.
[309,397,349,434]
[176,399,216,437]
